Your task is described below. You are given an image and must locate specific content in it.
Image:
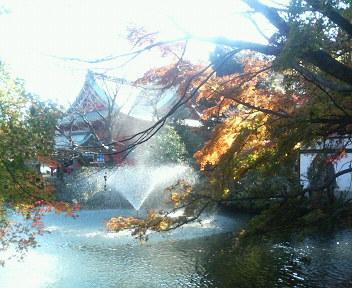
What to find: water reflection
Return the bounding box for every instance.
[203,231,352,288]
[0,210,352,288]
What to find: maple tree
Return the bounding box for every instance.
[129,0,350,190]
[102,0,352,234]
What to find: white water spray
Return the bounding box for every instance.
[106,164,197,210]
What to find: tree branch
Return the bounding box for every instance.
[303,50,352,85]
[293,63,352,94]
[243,0,290,34]
[306,0,352,37]
[197,36,281,55]
[225,94,290,118]
[303,167,352,194]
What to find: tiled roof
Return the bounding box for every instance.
[55,132,94,149]
[67,70,178,121]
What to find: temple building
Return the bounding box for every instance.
[54,70,179,167]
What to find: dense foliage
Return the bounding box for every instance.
[106,0,352,234]
[0,63,77,264]
[129,0,351,201]
[147,124,189,164]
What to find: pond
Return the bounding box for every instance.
[0,209,352,288]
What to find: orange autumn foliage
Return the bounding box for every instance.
[137,52,299,173]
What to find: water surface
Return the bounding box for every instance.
[0,209,352,288]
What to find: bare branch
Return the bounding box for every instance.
[53,37,189,64]
[245,13,271,41]
[104,50,242,157]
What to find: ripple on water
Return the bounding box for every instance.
[1,211,352,288]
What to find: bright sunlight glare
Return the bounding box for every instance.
[0,0,275,106]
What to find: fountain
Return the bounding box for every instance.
[106,164,197,210]
[2,163,350,288]
[56,164,197,210]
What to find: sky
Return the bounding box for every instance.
[0,0,278,107]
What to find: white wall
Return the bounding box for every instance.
[300,153,352,198]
